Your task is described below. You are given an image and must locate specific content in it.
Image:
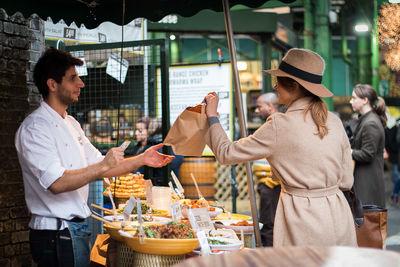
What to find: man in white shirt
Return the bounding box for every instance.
[254,92,282,246]
[15,48,174,267]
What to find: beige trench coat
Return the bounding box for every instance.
[206,97,357,246]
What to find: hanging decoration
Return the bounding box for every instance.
[378,3,400,70]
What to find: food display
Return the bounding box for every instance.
[214,219,260,233]
[123,222,199,255]
[135,222,195,239]
[105,173,146,199]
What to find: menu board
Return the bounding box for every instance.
[157,63,233,145]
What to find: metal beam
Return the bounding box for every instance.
[222,0,262,247]
[314,0,333,110]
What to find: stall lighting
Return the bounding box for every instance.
[237,61,248,71]
[355,24,369,33]
[169,34,176,41]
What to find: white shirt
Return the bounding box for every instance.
[15,101,104,230]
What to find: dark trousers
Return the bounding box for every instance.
[257,183,281,247]
[29,228,74,267]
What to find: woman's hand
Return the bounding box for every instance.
[204,92,219,117]
[142,143,174,167]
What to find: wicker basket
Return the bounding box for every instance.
[117,243,185,267]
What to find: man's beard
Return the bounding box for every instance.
[58,91,77,105]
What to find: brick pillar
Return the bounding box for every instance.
[0,9,44,266]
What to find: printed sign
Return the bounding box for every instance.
[123,196,136,221]
[197,230,211,255]
[75,58,88,76]
[188,208,214,232]
[106,54,129,83]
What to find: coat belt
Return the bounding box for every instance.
[281,184,340,198]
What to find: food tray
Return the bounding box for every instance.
[123,236,199,255]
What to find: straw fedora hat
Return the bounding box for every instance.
[264,48,333,97]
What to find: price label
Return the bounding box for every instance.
[123,196,136,221]
[144,180,153,205]
[171,202,182,222]
[188,208,214,232]
[196,230,211,256]
[137,198,145,244]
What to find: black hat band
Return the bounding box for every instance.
[278,61,322,84]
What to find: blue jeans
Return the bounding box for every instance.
[392,164,400,196]
[66,219,91,267]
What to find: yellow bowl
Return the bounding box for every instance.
[123,236,199,255]
[104,223,127,242]
[213,213,252,221]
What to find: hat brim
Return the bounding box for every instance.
[264,69,333,98]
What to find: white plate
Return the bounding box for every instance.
[208,237,243,251]
[208,207,223,218]
[103,214,171,224]
[214,219,262,233]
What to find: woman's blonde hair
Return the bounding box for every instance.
[277,76,328,139]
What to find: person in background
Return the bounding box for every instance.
[254,92,281,246]
[204,48,356,246]
[385,102,400,205]
[350,85,386,208]
[15,48,174,267]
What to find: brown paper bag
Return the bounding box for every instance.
[164,104,208,156]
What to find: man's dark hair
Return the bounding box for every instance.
[33,48,83,99]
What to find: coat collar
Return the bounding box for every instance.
[286,96,313,112]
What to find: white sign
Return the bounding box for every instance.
[171,202,182,222]
[157,63,233,140]
[75,58,88,77]
[106,54,129,83]
[45,18,144,43]
[188,208,214,233]
[123,197,136,221]
[196,230,211,256]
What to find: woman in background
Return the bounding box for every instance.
[350,85,386,207]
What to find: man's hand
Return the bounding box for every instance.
[142,143,174,167]
[103,147,125,169]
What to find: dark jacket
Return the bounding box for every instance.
[351,111,386,207]
[385,125,399,164]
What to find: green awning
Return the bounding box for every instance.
[148,10,277,34]
[2,0,295,29]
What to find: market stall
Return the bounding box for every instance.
[90,172,259,266]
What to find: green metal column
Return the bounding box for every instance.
[314,0,333,110]
[371,0,379,91]
[357,35,371,84]
[170,36,179,64]
[303,0,314,50]
[261,34,272,93]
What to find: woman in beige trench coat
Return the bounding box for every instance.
[204,48,357,247]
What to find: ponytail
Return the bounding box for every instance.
[277,76,329,139]
[304,95,328,139]
[374,97,387,127]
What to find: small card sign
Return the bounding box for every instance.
[188,208,214,232]
[196,230,211,256]
[123,196,136,221]
[106,53,129,83]
[137,198,145,244]
[75,58,88,76]
[171,202,182,222]
[145,179,153,205]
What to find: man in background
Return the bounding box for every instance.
[254,92,281,246]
